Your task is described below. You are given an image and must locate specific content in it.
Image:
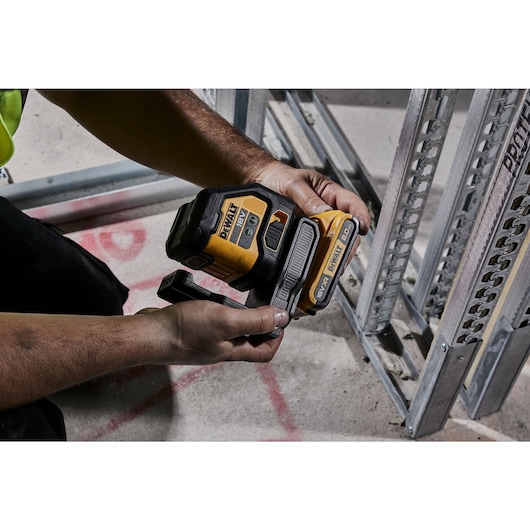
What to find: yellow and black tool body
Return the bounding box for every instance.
[158,184,359,333]
[164,184,300,291]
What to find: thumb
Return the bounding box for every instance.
[226,306,290,339]
[290,184,332,217]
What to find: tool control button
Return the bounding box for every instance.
[265,220,285,250]
[184,255,212,269]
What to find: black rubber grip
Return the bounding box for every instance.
[270,218,320,314]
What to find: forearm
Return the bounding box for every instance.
[0,302,287,410]
[37,89,371,230]
[37,89,277,188]
[0,312,153,410]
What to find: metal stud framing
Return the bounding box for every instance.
[197,89,268,145]
[412,89,524,319]
[253,89,530,438]
[406,90,530,437]
[461,138,530,419]
[355,90,458,335]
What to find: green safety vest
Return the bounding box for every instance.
[0,89,24,166]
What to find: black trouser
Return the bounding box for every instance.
[0,196,129,440]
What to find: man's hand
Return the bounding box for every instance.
[0,304,289,410]
[254,160,371,235]
[137,301,289,365]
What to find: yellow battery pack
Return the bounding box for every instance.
[296,210,359,316]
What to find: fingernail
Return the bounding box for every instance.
[274,309,289,328]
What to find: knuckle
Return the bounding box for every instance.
[257,309,273,332]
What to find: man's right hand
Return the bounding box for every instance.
[135,300,290,365]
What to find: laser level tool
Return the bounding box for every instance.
[157,184,359,336]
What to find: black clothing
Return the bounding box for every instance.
[0,196,129,440]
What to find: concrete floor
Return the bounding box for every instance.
[3,89,530,442]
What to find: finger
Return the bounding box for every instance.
[223,305,289,339]
[287,183,333,217]
[323,184,371,235]
[287,177,371,234]
[227,330,285,362]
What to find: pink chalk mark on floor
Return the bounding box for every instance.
[256,364,303,441]
[81,362,300,441]
[72,219,147,262]
[81,365,222,441]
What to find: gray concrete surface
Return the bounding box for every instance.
[4,89,530,441]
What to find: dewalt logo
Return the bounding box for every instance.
[327,244,344,274]
[219,202,239,240]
